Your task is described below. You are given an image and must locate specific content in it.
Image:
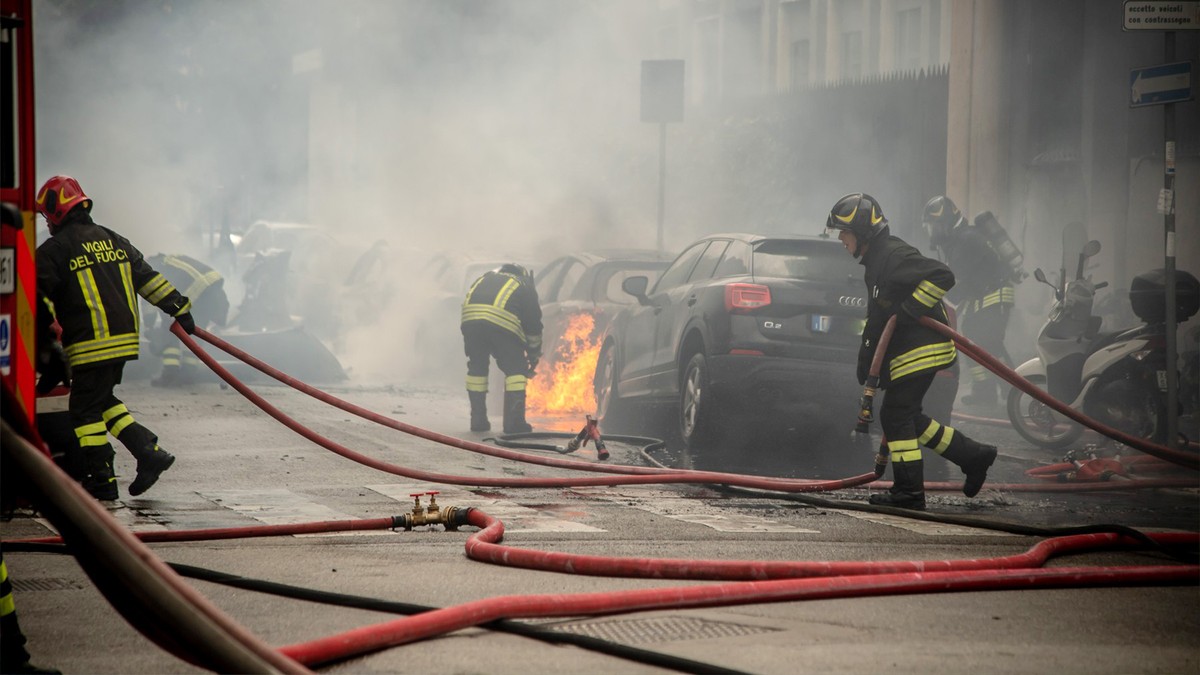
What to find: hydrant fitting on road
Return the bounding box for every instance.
[396,492,472,531]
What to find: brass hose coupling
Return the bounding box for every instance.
[392,491,474,531]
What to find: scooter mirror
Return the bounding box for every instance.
[1034,268,1048,284]
[1083,240,1101,258]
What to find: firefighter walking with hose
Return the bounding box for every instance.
[825,193,998,510]
[34,176,197,501]
[461,264,543,434]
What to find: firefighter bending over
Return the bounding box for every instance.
[923,195,1018,410]
[826,193,997,510]
[461,263,543,434]
[145,253,230,387]
[35,176,196,501]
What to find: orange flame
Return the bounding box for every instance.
[526,313,601,418]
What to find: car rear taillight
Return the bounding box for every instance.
[725,283,771,313]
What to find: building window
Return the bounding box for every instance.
[895,7,921,71]
[841,31,863,79]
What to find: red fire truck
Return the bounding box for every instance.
[1,0,38,427]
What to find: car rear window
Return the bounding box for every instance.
[752,240,859,282]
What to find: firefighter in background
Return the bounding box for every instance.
[144,253,229,387]
[35,176,196,501]
[923,195,1016,410]
[826,193,997,510]
[461,264,543,434]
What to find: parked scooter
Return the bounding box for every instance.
[1007,239,1200,449]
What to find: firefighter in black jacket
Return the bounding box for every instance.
[461,264,543,433]
[145,253,230,387]
[35,176,197,501]
[825,193,997,510]
[923,195,1014,409]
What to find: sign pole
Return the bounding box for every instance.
[641,59,684,254]
[1163,31,1178,450]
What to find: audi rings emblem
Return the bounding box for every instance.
[839,296,867,308]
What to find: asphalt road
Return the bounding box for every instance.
[2,375,1197,675]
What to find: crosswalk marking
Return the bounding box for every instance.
[568,487,819,533]
[199,488,395,536]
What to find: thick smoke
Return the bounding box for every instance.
[34,0,668,383]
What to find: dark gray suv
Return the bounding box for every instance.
[593,233,867,463]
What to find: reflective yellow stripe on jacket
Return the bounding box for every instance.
[65,333,141,367]
[63,264,140,368]
[889,340,957,381]
[166,255,222,299]
[461,277,527,341]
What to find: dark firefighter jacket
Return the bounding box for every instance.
[146,253,230,328]
[461,270,543,355]
[935,224,1014,311]
[37,212,191,370]
[858,234,957,386]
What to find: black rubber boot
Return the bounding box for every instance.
[943,440,997,498]
[82,447,119,501]
[503,391,532,434]
[869,459,926,510]
[129,445,175,496]
[468,391,490,432]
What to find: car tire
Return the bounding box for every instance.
[679,352,721,458]
[594,343,630,427]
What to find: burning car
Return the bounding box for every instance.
[524,250,671,421]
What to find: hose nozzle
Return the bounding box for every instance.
[855,385,877,434]
[873,451,889,478]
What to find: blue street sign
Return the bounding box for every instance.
[1130,61,1193,107]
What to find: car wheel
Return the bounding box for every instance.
[679,352,720,457]
[594,343,628,426]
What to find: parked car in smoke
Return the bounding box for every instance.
[593,233,867,469]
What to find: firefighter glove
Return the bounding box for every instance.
[175,311,197,335]
[36,343,71,394]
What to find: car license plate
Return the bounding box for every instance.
[811,315,831,333]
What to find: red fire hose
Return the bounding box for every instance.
[922,317,1199,470]
[275,508,1197,667]
[180,325,1197,493]
[173,324,877,493]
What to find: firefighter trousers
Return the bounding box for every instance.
[961,302,1011,398]
[462,322,529,394]
[879,371,988,468]
[69,363,161,481]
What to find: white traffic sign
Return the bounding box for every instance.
[1124,1,1200,30]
